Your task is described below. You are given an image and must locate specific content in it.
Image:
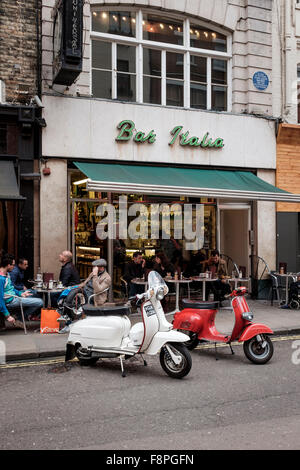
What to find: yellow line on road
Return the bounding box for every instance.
[0,357,77,370]
[1,335,300,369]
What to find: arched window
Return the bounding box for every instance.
[91,8,231,111]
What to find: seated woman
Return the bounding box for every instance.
[152,252,175,278]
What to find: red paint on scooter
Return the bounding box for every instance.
[173,287,273,347]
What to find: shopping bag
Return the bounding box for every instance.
[40,308,60,334]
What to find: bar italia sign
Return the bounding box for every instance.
[115,119,224,149]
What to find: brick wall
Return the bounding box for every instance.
[0,0,41,103]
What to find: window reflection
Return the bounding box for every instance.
[143,14,183,45]
[190,25,227,52]
[143,48,161,105]
[92,10,136,37]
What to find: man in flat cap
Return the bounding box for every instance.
[79,258,111,306]
[58,258,111,334]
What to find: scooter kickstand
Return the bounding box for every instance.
[120,355,126,377]
[229,343,235,355]
[215,343,219,361]
[140,354,147,366]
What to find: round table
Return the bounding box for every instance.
[34,287,64,308]
[131,279,148,292]
[191,276,218,301]
[165,278,192,312]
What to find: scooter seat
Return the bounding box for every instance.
[182,299,219,310]
[82,304,131,317]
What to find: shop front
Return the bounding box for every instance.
[40,96,299,297]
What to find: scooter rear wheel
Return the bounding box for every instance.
[160,343,192,379]
[243,335,273,364]
[178,330,199,350]
[75,345,99,366]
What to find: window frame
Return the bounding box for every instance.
[90,7,232,111]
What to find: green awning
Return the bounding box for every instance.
[0,161,25,201]
[74,162,300,202]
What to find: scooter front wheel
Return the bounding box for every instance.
[243,335,273,364]
[160,343,192,379]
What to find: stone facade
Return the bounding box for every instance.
[41,0,274,116]
[0,0,41,103]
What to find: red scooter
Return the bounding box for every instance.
[173,287,274,364]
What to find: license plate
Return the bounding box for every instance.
[143,302,156,317]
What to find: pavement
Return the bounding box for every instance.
[0,299,300,362]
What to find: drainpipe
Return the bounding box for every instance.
[284,0,293,118]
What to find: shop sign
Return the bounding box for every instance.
[115,120,224,149]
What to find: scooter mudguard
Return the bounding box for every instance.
[173,309,203,333]
[145,330,190,355]
[238,323,273,343]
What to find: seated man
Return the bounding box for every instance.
[59,258,111,334]
[51,251,81,308]
[80,258,111,305]
[0,254,43,326]
[59,251,80,287]
[123,251,146,297]
[10,257,29,291]
[203,250,231,302]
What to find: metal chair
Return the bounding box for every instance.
[269,273,283,305]
[4,295,27,335]
[120,277,128,299]
[220,254,240,277]
[87,287,110,305]
[249,254,271,299]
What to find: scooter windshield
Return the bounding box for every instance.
[148,271,167,289]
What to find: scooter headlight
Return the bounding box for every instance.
[156,286,165,300]
[242,312,253,321]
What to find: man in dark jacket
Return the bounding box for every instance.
[50,251,80,308]
[59,251,80,286]
[10,257,29,291]
[123,251,146,297]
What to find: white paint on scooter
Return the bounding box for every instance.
[65,271,192,378]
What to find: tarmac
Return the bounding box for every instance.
[0,299,300,362]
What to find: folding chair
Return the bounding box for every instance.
[4,295,27,335]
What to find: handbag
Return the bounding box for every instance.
[40,308,60,334]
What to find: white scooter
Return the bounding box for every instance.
[65,271,192,379]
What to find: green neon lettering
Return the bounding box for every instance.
[169,126,183,145]
[116,120,135,141]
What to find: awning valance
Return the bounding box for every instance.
[73,162,300,203]
[0,161,25,201]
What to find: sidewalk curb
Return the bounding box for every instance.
[4,327,300,363]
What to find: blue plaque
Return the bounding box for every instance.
[253,71,269,91]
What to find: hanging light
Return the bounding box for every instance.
[101,12,108,19]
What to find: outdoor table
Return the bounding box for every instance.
[165,278,192,312]
[131,278,148,292]
[229,277,251,291]
[191,276,218,301]
[34,287,64,308]
[274,273,297,305]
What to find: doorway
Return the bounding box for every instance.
[219,204,251,276]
